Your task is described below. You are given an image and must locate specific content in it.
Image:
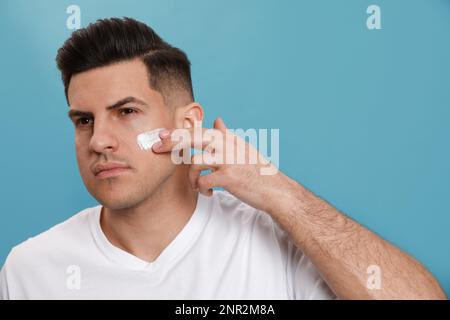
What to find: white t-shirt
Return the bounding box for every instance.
[0,191,335,300]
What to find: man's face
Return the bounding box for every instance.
[67,59,176,210]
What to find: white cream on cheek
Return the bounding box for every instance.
[122,113,164,151]
[136,128,164,151]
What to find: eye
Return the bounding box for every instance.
[75,117,92,127]
[119,108,138,116]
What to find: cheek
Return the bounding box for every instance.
[123,117,167,149]
[74,129,93,151]
[134,151,173,178]
[128,119,173,152]
[136,128,164,151]
[74,135,89,166]
[125,113,165,133]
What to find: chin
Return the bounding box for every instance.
[82,167,172,210]
[89,180,159,211]
[95,193,140,211]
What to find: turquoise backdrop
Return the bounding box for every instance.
[0,0,449,294]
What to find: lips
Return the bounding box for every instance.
[93,162,131,178]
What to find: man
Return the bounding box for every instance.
[0,17,446,299]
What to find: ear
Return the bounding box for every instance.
[174,102,204,129]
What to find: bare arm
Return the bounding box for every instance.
[266,175,447,300]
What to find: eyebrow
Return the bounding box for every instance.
[67,96,148,120]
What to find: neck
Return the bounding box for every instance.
[100,165,199,263]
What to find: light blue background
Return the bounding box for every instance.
[1,0,449,295]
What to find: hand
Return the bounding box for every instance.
[152,117,291,214]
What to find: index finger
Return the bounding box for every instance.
[151,127,223,153]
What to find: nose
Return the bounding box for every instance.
[89,119,119,154]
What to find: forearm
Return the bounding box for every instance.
[266,176,447,300]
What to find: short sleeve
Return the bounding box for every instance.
[0,262,10,300]
[286,237,336,300]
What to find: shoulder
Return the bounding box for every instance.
[207,190,289,243]
[2,206,98,271]
[210,190,272,224]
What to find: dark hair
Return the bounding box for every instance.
[56,17,194,106]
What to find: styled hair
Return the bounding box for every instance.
[56,17,194,106]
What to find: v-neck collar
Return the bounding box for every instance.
[89,192,211,274]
